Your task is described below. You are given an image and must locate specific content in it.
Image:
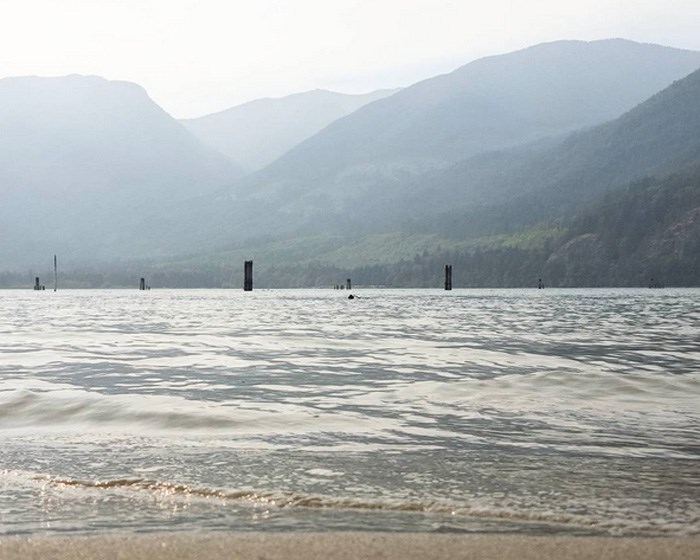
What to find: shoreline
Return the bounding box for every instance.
[1,533,698,560]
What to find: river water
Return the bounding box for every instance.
[0,288,698,536]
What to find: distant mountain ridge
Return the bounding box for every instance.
[198,39,700,243]
[2,39,700,284]
[125,41,700,287]
[0,75,242,265]
[181,88,399,172]
[139,60,700,287]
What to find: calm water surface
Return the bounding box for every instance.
[0,288,698,536]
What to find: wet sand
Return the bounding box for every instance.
[0,533,697,560]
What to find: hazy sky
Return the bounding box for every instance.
[2,0,699,118]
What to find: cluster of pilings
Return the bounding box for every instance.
[333,279,352,290]
[139,278,151,290]
[33,277,45,291]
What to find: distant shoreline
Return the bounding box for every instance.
[1,285,700,290]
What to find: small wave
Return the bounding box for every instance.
[0,387,239,431]
[32,474,694,536]
[0,387,370,435]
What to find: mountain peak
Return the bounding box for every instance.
[181,87,399,171]
[0,73,242,264]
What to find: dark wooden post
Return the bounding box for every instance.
[34,277,41,291]
[346,278,352,290]
[139,278,145,290]
[444,265,452,291]
[244,260,253,291]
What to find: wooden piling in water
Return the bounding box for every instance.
[139,278,146,291]
[346,278,352,290]
[34,277,41,291]
[444,265,452,291]
[244,260,253,291]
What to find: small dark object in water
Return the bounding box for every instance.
[348,294,355,300]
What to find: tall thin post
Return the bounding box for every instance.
[34,277,41,291]
[139,278,145,291]
[244,260,253,291]
[53,255,58,292]
[444,265,452,291]
[346,278,352,290]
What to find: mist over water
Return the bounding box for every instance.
[0,288,698,535]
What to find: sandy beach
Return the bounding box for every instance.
[0,533,698,560]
